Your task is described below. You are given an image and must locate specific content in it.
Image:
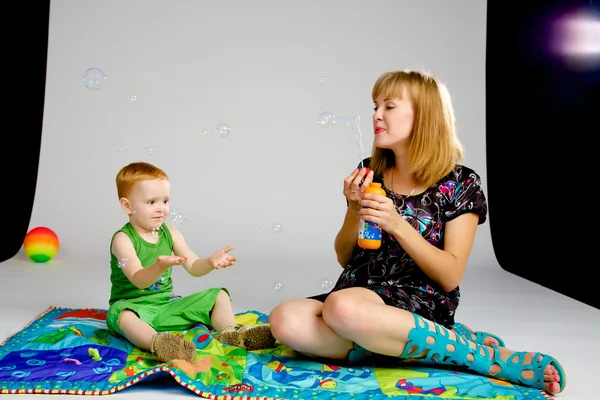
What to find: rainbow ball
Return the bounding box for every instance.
[23,227,60,263]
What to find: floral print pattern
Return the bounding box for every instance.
[310,159,487,328]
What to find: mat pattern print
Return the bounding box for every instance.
[0,306,552,399]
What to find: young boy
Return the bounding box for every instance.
[106,161,275,363]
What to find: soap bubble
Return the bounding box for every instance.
[272,223,283,233]
[144,146,156,156]
[317,111,334,126]
[129,95,138,102]
[351,115,366,166]
[117,258,128,268]
[83,68,106,90]
[318,112,360,130]
[320,76,327,82]
[319,278,334,291]
[272,281,284,292]
[166,208,186,228]
[114,142,128,153]
[216,123,231,138]
[318,112,365,168]
[200,129,210,136]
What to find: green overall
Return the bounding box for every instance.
[106,222,226,337]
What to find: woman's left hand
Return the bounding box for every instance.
[358,192,403,233]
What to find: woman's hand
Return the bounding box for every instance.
[344,167,373,208]
[358,192,402,234]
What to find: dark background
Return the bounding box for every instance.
[486,0,599,309]
[3,1,49,264]
[4,0,599,310]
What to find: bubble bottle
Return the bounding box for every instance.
[358,182,387,249]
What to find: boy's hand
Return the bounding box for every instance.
[209,245,237,269]
[156,255,187,268]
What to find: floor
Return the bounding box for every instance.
[0,257,597,400]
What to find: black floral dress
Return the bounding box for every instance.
[309,158,488,328]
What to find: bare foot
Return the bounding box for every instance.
[485,345,563,395]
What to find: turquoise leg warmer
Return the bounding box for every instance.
[399,314,566,393]
[452,322,506,347]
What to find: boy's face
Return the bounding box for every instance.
[121,179,170,231]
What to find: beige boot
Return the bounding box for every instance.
[151,332,196,363]
[218,324,276,351]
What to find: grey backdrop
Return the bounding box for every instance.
[23,0,488,314]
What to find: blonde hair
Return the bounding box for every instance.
[369,70,463,188]
[115,162,169,199]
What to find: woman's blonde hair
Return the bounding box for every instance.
[115,162,169,199]
[369,70,463,187]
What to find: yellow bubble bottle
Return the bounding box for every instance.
[358,182,386,249]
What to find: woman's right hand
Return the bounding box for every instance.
[344,167,373,207]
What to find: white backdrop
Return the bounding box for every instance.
[23,0,489,313]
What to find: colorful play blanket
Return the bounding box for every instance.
[0,306,551,399]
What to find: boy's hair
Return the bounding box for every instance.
[369,69,464,188]
[116,162,169,199]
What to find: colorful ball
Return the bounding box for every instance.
[23,227,60,263]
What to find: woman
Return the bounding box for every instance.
[269,70,565,395]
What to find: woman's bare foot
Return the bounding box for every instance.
[485,345,564,395]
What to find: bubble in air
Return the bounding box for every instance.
[351,115,366,166]
[83,68,106,90]
[333,115,358,129]
[318,112,365,167]
[129,95,138,102]
[317,111,334,126]
[166,208,186,228]
[144,146,156,156]
[320,76,327,82]
[117,258,128,268]
[272,223,283,233]
[272,281,284,292]
[114,142,128,153]
[216,123,231,138]
[319,278,334,291]
[200,129,210,136]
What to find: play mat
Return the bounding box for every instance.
[0,306,553,399]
